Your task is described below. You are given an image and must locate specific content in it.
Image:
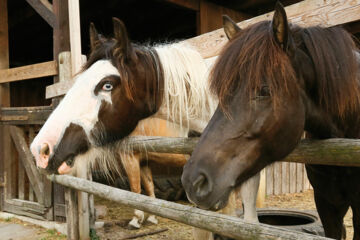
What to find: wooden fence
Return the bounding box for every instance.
[48,136,360,239]
[48,174,330,240]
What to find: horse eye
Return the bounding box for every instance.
[259,86,270,96]
[102,83,113,91]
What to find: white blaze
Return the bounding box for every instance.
[31,60,120,166]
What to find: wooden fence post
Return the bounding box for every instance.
[57,52,80,239]
[67,1,91,237]
[0,0,13,210]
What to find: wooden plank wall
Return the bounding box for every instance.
[266,163,311,196]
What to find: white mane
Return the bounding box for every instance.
[154,43,218,131]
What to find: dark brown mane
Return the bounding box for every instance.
[300,26,360,117]
[210,20,360,117]
[83,38,161,105]
[210,21,298,113]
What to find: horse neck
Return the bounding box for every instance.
[153,43,218,132]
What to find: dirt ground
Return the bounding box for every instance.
[94,189,354,240]
[0,217,66,240]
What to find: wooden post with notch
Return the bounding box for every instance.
[57,52,79,240]
[68,0,91,239]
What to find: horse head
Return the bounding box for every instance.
[31,18,163,174]
[182,2,359,210]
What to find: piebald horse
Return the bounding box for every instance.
[30,18,260,237]
[182,3,360,239]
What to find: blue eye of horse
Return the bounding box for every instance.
[102,83,113,91]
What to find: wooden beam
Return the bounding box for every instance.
[52,1,71,220]
[26,0,55,28]
[198,0,251,34]
[0,61,58,84]
[0,0,12,209]
[46,80,75,99]
[9,126,45,205]
[3,201,47,220]
[0,106,52,125]
[46,52,72,99]
[77,167,90,240]
[68,0,82,76]
[45,54,86,99]
[120,136,360,167]
[53,0,70,66]
[164,0,199,11]
[186,0,360,58]
[65,188,79,240]
[48,174,329,240]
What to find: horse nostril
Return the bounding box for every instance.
[193,173,213,199]
[40,143,50,156]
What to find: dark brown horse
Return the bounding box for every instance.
[182,3,360,239]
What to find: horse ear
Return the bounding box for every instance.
[112,17,134,59]
[89,22,99,52]
[272,2,291,51]
[223,15,241,40]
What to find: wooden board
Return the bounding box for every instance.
[0,106,52,125]
[52,0,71,221]
[26,0,55,28]
[65,188,79,240]
[265,163,274,195]
[68,0,82,76]
[273,162,282,195]
[0,0,12,210]
[289,162,297,193]
[9,126,44,205]
[165,0,199,11]
[185,0,360,58]
[197,0,251,34]
[0,61,58,84]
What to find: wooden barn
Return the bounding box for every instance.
[0,0,360,239]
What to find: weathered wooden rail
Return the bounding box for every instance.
[122,136,360,167]
[48,174,330,240]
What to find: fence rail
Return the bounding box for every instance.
[48,174,330,240]
[122,136,360,167]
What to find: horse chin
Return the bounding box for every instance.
[191,187,233,211]
[209,194,231,211]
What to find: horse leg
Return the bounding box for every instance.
[313,192,348,239]
[121,153,144,229]
[238,172,260,223]
[352,202,360,240]
[140,165,158,224]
